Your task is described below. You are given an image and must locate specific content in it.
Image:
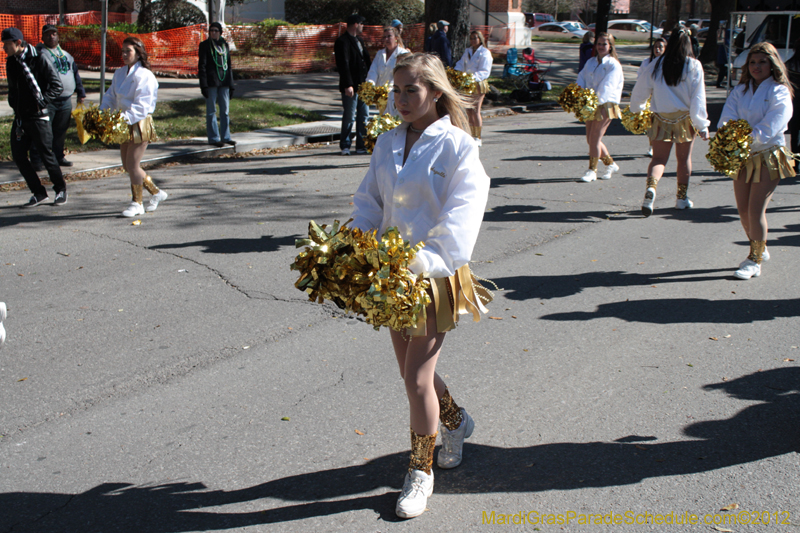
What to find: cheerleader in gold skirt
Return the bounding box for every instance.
[717,42,795,279]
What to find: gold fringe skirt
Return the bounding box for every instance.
[128,115,158,144]
[471,79,490,95]
[735,145,796,183]
[648,110,695,143]
[407,264,495,337]
[587,102,622,122]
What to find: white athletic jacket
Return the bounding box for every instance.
[718,77,793,151]
[454,45,493,82]
[100,61,158,125]
[366,46,409,116]
[576,55,623,105]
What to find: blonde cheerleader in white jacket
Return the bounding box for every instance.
[575,32,623,182]
[100,36,168,217]
[365,26,408,116]
[454,30,493,145]
[351,52,490,520]
[718,42,794,280]
[630,28,709,217]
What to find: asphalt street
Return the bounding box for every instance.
[1,107,799,532]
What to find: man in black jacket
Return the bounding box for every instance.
[430,21,452,68]
[334,14,371,155]
[3,27,67,207]
[198,22,236,147]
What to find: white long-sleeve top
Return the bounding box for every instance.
[638,56,654,75]
[350,115,490,279]
[454,45,493,82]
[576,55,623,105]
[366,46,408,117]
[630,57,710,131]
[100,61,158,125]
[718,78,793,152]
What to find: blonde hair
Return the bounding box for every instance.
[394,52,471,133]
[470,30,486,48]
[384,26,404,50]
[739,42,794,98]
[428,22,437,35]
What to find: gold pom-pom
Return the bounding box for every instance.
[558,83,598,122]
[358,81,392,110]
[621,98,653,135]
[706,119,753,176]
[365,113,402,154]
[82,105,129,145]
[446,67,477,94]
[291,220,431,331]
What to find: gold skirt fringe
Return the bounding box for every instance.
[735,145,796,183]
[648,111,695,143]
[472,79,490,95]
[407,264,495,337]
[587,102,622,122]
[128,115,158,144]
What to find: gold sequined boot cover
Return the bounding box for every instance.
[409,428,437,474]
[439,387,463,431]
[646,176,659,191]
[676,183,689,200]
[130,183,143,205]
[601,155,614,166]
[589,157,599,171]
[749,240,766,264]
[143,175,160,196]
[474,126,482,140]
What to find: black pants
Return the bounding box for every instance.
[31,97,73,164]
[10,117,66,198]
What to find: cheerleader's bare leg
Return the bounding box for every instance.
[468,94,485,145]
[674,139,695,209]
[641,140,673,216]
[733,166,776,278]
[119,141,148,217]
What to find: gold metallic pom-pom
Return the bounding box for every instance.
[558,83,598,122]
[82,105,130,145]
[365,113,402,154]
[621,98,653,135]
[291,220,431,331]
[358,81,392,109]
[446,68,477,95]
[706,119,753,176]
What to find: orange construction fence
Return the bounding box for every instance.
[2,17,514,80]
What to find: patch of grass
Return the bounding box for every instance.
[487,76,563,104]
[0,97,323,160]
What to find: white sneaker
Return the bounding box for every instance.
[0,302,6,348]
[739,248,769,268]
[642,187,656,217]
[122,202,145,218]
[647,147,653,156]
[437,408,474,469]
[734,259,761,279]
[396,469,434,518]
[675,197,693,209]
[599,162,619,180]
[474,137,482,147]
[579,169,597,182]
[146,190,168,212]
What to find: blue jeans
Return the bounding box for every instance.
[340,92,368,151]
[206,86,231,143]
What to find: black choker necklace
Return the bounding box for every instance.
[409,125,425,133]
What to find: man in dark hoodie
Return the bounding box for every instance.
[198,21,236,147]
[334,14,371,155]
[3,27,67,207]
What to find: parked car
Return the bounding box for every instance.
[687,18,711,29]
[525,13,555,28]
[606,19,663,41]
[531,22,588,39]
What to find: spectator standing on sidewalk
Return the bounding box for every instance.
[334,14,371,155]
[30,25,86,169]
[424,23,437,52]
[429,21,452,67]
[3,27,68,207]
[198,22,236,148]
[578,31,594,72]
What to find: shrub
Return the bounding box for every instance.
[138,0,207,32]
[285,0,423,25]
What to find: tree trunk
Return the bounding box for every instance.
[595,0,612,34]
[426,0,470,66]
[664,0,681,31]
[699,0,731,64]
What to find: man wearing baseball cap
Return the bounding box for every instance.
[30,24,86,168]
[430,20,452,67]
[334,14,371,155]
[2,27,67,207]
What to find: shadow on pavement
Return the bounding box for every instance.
[150,234,300,254]
[3,369,797,530]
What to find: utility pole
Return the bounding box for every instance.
[100,0,108,102]
[595,0,612,34]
